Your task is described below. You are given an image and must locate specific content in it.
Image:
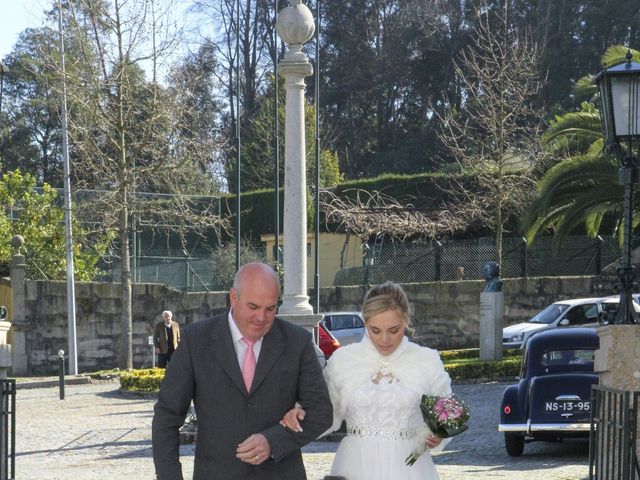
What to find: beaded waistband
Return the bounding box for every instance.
[347,425,416,440]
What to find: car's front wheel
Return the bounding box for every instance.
[505,432,525,457]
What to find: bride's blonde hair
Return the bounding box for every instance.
[361,281,411,327]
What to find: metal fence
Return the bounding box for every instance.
[334,235,624,286]
[97,247,268,292]
[589,385,640,480]
[90,235,625,292]
[0,380,15,480]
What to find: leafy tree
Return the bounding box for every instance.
[165,41,227,193]
[0,170,108,279]
[319,0,474,178]
[230,75,343,191]
[0,28,67,186]
[523,46,640,246]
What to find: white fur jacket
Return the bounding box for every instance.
[323,333,453,452]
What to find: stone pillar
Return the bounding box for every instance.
[9,235,25,375]
[275,0,321,330]
[479,292,504,361]
[595,325,640,389]
[594,325,640,468]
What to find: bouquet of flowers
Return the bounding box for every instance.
[405,394,470,466]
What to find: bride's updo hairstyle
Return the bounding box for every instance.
[361,281,411,327]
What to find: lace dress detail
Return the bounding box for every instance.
[330,377,440,480]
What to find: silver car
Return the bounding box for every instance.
[321,311,365,346]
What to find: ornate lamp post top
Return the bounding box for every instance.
[276,0,315,62]
[595,49,640,325]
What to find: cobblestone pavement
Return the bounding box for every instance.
[15,381,589,479]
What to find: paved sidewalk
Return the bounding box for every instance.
[14,381,589,479]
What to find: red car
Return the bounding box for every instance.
[317,322,340,358]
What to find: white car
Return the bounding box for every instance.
[321,311,365,346]
[503,297,606,349]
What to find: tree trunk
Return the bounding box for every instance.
[119,204,133,371]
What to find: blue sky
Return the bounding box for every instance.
[1,0,49,60]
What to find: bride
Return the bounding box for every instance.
[281,281,453,480]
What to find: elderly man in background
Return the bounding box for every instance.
[154,310,181,368]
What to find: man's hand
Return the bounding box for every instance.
[236,433,271,465]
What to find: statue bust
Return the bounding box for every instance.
[482,261,503,292]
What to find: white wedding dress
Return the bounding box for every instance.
[325,336,451,480]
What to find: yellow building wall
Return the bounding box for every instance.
[0,281,11,322]
[260,233,363,287]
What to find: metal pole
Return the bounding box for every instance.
[235,0,241,272]
[614,154,636,325]
[58,0,78,375]
[313,0,321,313]
[58,350,65,400]
[274,0,280,268]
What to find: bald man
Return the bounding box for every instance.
[152,262,332,480]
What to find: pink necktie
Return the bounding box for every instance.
[241,338,256,392]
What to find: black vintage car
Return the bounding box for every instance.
[498,327,599,456]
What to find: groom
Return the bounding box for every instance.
[152,262,332,479]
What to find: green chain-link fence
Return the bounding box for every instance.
[97,247,268,292]
[334,235,625,287]
[62,235,628,292]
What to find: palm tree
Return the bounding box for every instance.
[523,46,640,246]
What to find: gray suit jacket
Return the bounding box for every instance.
[152,313,333,480]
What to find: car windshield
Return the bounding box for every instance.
[529,304,570,324]
[328,315,363,330]
[541,348,595,367]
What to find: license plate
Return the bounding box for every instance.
[544,401,590,412]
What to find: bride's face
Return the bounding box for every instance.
[365,309,407,356]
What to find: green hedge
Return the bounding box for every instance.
[118,347,521,393]
[439,347,522,361]
[444,357,521,381]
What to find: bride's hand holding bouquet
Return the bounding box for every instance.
[405,394,470,466]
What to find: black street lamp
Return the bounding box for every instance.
[596,50,640,325]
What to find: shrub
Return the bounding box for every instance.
[445,357,521,381]
[439,347,522,361]
[119,368,165,391]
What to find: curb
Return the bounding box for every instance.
[16,375,92,390]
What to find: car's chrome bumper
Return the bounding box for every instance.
[499,421,591,433]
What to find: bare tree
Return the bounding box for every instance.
[56,0,228,369]
[320,188,463,252]
[438,0,544,265]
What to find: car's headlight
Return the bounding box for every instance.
[508,333,524,342]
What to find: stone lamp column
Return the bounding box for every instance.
[275,0,319,328]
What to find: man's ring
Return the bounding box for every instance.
[255,455,259,461]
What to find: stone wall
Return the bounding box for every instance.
[319,275,611,350]
[23,281,228,375]
[20,275,611,375]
